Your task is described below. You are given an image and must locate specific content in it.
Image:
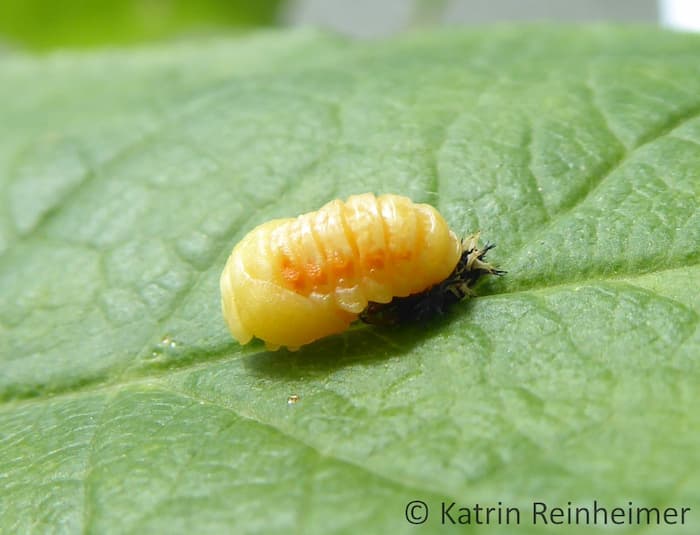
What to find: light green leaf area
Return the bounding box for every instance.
[0,27,698,534]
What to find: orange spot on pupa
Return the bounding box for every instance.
[279,255,306,291]
[364,252,385,271]
[330,253,353,279]
[305,263,327,285]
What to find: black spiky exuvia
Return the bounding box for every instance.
[359,233,504,326]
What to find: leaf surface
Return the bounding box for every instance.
[0,27,698,534]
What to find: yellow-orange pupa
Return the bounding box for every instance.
[220,193,465,351]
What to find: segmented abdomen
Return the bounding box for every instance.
[220,193,461,350]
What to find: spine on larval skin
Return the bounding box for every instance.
[220,193,461,350]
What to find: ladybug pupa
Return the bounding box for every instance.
[219,193,502,351]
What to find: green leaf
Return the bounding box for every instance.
[1,26,699,534]
[0,0,284,50]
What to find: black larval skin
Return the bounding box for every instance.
[359,238,504,326]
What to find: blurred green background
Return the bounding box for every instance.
[0,0,670,52]
[0,0,285,50]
